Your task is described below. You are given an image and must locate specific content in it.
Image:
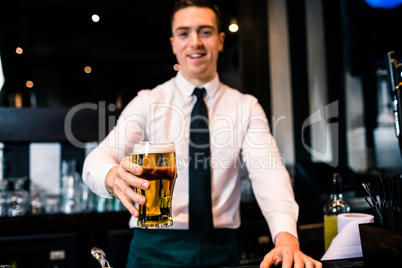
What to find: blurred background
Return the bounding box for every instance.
[0,0,239,107]
[0,0,402,267]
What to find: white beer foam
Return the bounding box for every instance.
[144,142,150,157]
[133,142,175,155]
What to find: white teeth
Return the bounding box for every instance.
[189,54,203,59]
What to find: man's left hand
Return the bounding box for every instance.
[260,232,322,268]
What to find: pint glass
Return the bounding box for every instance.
[132,142,177,228]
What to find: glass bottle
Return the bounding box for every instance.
[323,173,350,251]
[0,143,6,180]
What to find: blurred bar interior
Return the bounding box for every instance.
[0,0,402,267]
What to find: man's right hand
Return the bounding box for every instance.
[104,157,150,217]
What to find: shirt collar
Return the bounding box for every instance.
[175,71,220,100]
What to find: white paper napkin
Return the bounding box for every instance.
[321,213,374,261]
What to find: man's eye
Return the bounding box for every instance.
[200,30,212,36]
[178,32,188,37]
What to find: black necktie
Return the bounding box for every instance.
[189,87,213,239]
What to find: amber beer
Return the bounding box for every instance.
[132,142,177,228]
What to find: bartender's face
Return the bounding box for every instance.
[170,7,225,86]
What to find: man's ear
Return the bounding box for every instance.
[170,36,176,55]
[219,32,225,52]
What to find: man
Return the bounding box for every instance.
[82,1,322,267]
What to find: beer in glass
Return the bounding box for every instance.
[132,142,177,228]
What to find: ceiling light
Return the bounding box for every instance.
[26,80,34,88]
[173,64,180,71]
[92,14,100,23]
[229,18,239,33]
[16,47,23,54]
[84,66,92,74]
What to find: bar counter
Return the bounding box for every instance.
[0,206,365,268]
[0,199,375,267]
[0,201,275,268]
[0,211,132,267]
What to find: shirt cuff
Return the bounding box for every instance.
[269,215,298,243]
[92,163,118,198]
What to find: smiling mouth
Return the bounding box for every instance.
[188,53,206,59]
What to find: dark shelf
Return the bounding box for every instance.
[0,107,121,143]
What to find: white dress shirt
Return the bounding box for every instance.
[82,71,299,240]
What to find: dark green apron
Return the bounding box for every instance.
[126,228,240,268]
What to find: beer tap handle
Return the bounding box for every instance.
[91,247,112,268]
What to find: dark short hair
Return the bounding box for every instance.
[171,0,222,33]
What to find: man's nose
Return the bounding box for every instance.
[190,33,202,47]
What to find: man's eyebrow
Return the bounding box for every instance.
[174,27,190,32]
[198,25,215,30]
[174,25,215,32]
